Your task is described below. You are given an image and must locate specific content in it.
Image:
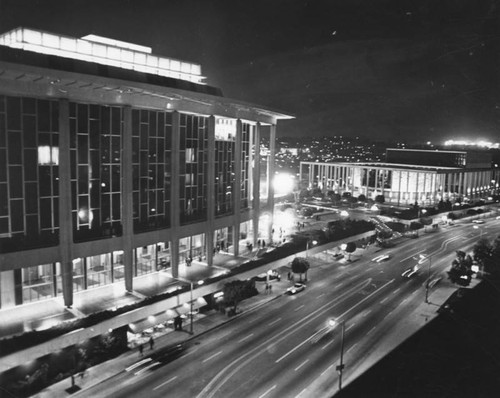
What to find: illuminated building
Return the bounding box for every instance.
[301,148,500,205]
[0,28,293,309]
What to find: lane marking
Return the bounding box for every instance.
[367,326,377,335]
[153,375,178,391]
[295,359,310,371]
[294,304,305,312]
[400,249,425,262]
[363,309,372,317]
[238,333,254,343]
[346,342,358,354]
[321,363,334,376]
[258,384,276,398]
[380,297,389,304]
[317,293,325,298]
[275,279,394,364]
[203,350,222,363]
[321,339,335,350]
[215,332,231,341]
[295,388,308,398]
[334,282,344,289]
[268,317,281,326]
[198,278,377,398]
[346,323,355,332]
[384,310,393,319]
[393,288,401,294]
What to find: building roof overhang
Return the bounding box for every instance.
[0,45,294,124]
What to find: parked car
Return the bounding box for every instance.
[253,270,281,282]
[472,219,485,224]
[286,283,306,295]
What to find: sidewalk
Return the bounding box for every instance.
[34,278,291,398]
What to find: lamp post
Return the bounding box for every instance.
[329,318,346,391]
[419,254,432,304]
[189,280,204,334]
[306,239,317,258]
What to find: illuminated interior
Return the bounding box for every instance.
[0,27,204,84]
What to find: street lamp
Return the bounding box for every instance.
[306,239,317,258]
[419,254,432,304]
[329,318,346,391]
[190,280,204,334]
[266,269,273,293]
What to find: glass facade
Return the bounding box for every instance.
[21,262,61,303]
[132,109,172,232]
[179,234,204,262]
[214,118,235,217]
[241,123,253,209]
[0,95,59,253]
[179,113,208,224]
[70,103,123,242]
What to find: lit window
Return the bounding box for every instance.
[38,146,59,165]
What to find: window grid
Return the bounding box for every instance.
[240,123,252,209]
[179,113,208,224]
[70,103,123,242]
[215,134,235,217]
[0,95,59,253]
[131,109,172,232]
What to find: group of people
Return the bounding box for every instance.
[138,336,155,356]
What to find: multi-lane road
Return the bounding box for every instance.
[82,218,500,398]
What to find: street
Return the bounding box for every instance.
[81,219,500,398]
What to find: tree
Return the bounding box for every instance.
[447,250,473,286]
[375,195,385,203]
[344,242,357,261]
[357,194,367,202]
[223,280,256,314]
[291,257,310,281]
[473,238,492,266]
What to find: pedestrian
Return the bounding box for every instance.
[262,240,266,248]
[269,284,273,293]
[287,271,291,280]
[138,343,144,356]
[149,336,154,350]
[265,284,269,293]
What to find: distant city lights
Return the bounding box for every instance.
[444,139,499,149]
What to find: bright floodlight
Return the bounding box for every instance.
[328,319,336,327]
[340,210,349,217]
[273,173,295,196]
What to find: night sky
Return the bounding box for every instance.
[1,0,499,143]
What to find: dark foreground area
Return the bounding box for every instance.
[339,279,500,398]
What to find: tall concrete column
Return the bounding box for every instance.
[267,124,276,242]
[233,120,242,256]
[58,99,73,308]
[252,123,261,246]
[122,106,134,291]
[170,112,180,277]
[206,116,216,265]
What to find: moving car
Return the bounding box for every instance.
[372,253,392,263]
[472,219,485,224]
[286,283,306,295]
[402,265,418,278]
